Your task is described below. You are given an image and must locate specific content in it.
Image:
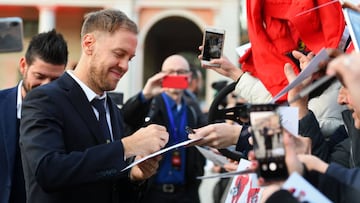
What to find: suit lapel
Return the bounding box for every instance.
[107,98,123,140]
[59,73,106,144]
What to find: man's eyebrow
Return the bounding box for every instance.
[33,72,45,77]
[113,48,126,53]
[113,48,135,57]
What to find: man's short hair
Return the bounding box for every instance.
[25,29,68,66]
[81,9,138,38]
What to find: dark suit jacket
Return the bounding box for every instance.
[0,86,26,203]
[20,72,140,203]
[122,93,207,200]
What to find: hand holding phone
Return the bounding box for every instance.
[162,75,188,89]
[249,104,288,181]
[201,27,225,67]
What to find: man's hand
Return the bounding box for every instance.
[293,135,311,154]
[198,46,244,81]
[122,124,169,158]
[284,55,312,119]
[130,155,162,181]
[188,123,242,149]
[297,154,328,174]
[142,72,167,100]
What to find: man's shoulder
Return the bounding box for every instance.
[27,74,72,97]
[0,86,17,95]
[0,86,17,102]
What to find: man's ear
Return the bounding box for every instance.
[83,34,95,55]
[19,57,27,76]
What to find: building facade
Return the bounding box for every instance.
[0,0,244,108]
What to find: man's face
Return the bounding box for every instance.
[161,58,190,97]
[20,57,65,97]
[86,29,137,94]
[337,86,349,106]
[338,86,360,129]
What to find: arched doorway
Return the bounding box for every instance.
[143,16,203,83]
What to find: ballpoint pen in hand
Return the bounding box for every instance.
[185,126,196,134]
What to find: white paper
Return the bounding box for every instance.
[347,0,360,5]
[121,137,203,171]
[282,172,332,203]
[195,146,230,167]
[235,43,251,57]
[278,106,299,136]
[270,48,329,103]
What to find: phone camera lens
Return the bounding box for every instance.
[10,21,19,27]
[269,162,277,171]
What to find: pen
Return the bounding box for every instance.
[185,126,196,134]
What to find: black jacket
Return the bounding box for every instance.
[20,73,142,203]
[122,92,207,196]
[299,109,360,202]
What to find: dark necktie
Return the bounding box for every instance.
[91,98,112,143]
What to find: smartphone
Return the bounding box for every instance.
[0,17,23,53]
[162,75,188,89]
[201,27,225,67]
[249,104,288,181]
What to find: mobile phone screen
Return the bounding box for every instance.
[202,30,224,61]
[249,104,288,181]
[0,17,23,53]
[162,75,188,89]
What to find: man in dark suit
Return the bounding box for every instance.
[0,29,68,203]
[122,54,207,203]
[19,9,169,203]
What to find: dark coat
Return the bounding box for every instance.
[299,110,360,202]
[122,92,207,199]
[20,72,141,203]
[0,86,26,203]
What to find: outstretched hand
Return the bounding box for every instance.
[198,46,243,81]
[188,123,242,149]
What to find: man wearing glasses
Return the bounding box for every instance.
[122,54,207,203]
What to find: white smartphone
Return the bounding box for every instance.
[201,27,225,67]
[0,17,23,53]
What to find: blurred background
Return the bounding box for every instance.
[0,2,249,201]
[0,0,249,111]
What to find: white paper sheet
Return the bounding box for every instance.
[121,137,203,171]
[270,48,329,103]
[195,146,230,166]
